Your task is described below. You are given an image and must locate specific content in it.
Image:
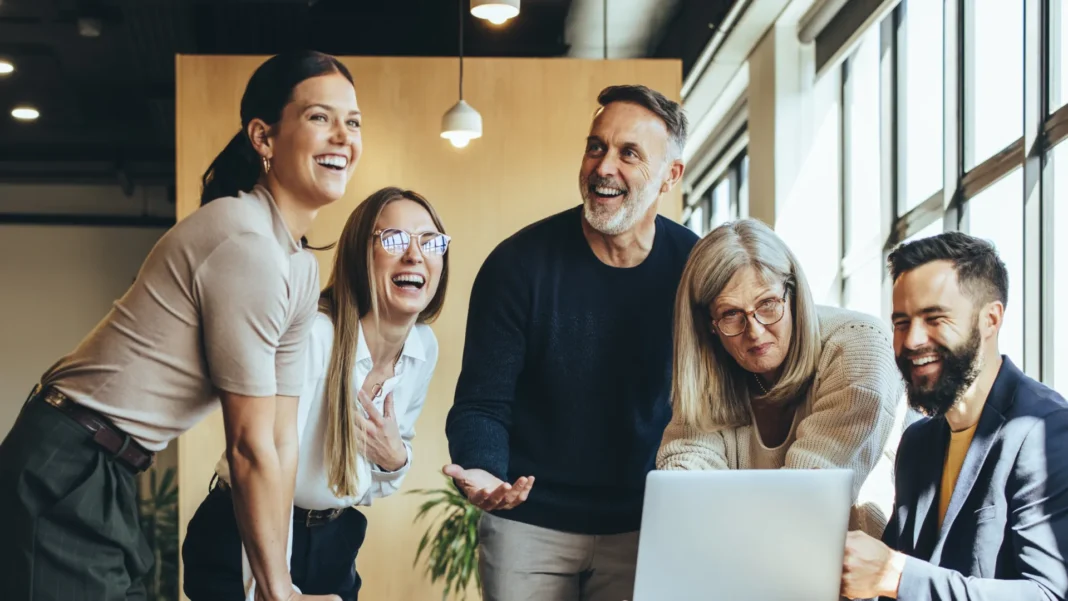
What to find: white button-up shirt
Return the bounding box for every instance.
[216,311,438,601]
[292,312,437,509]
[214,311,437,508]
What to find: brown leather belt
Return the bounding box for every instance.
[214,478,348,527]
[32,384,155,474]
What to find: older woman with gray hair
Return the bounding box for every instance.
[657,218,907,536]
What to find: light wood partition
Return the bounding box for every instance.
[175,54,681,601]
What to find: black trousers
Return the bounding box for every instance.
[0,391,153,601]
[183,485,368,601]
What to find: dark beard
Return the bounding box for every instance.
[896,322,982,417]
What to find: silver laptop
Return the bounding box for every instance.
[632,469,853,601]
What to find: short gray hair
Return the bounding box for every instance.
[597,84,688,158]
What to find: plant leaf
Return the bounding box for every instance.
[409,474,483,600]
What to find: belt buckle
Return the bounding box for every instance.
[41,388,65,409]
[305,508,342,527]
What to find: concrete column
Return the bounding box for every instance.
[746,23,843,303]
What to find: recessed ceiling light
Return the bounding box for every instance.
[12,106,40,121]
[78,17,102,38]
[0,60,13,75]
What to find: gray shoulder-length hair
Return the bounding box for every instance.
[672,218,823,432]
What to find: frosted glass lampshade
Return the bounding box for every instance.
[440,99,483,148]
[471,0,520,25]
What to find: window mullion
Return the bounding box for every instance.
[1023,0,1049,380]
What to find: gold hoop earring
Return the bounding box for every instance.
[262,156,271,174]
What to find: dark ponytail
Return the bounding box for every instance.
[200,50,354,207]
[200,131,261,206]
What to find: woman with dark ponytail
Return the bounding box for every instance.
[0,50,360,601]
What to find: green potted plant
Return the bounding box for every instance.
[408,475,482,601]
[138,466,179,601]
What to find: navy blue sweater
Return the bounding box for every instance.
[445,206,699,534]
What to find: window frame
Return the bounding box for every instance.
[682,131,748,235]
[837,16,899,319]
[835,0,1062,383]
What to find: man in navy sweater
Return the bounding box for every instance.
[444,84,699,601]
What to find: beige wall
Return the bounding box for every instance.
[0,211,165,437]
[175,54,681,601]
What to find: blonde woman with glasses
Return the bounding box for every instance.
[183,187,450,601]
[657,218,907,537]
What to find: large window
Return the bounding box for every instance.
[1052,0,1068,112]
[956,0,1030,376]
[831,0,1064,391]
[967,170,1025,362]
[903,219,943,244]
[683,149,748,237]
[899,0,944,212]
[1052,144,1068,392]
[965,0,1024,168]
[841,29,885,319]
[684,204,706,236]
[737,154,750,218]
[844,31,882,258]
[711,178,733,228]
[843,255,884,321]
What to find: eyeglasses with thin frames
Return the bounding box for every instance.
[711,290,789,337]
[373,228,451,257]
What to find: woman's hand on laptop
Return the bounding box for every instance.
[442,464,534,511]
[840,530,905,599]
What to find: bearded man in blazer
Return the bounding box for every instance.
[838,231,1068,601]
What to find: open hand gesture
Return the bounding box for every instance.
[442,464,534,511]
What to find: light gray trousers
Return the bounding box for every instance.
[478,512,640,601]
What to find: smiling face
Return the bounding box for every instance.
[372,199,446,320]
[710,267,793,380]
[579,101,679,235]
[255,72,362,208]
[891,260,985,416]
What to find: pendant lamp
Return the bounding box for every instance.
[470,0,520,25]
[441,0,483,148]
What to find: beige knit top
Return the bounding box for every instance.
[657,305,909,538]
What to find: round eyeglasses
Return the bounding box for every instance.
[374,228,451,257]
[711,292,788,337]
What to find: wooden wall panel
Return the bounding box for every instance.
[176,54,681,601]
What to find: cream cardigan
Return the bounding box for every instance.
[657,305,909,538]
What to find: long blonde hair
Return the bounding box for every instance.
[319,187,449,498]
[672,219,822,432]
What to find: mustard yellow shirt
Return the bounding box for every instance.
[939,422,979,527]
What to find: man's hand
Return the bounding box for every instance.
[357,390,407,472]
[442,464,534,511]
[840,530,905,600]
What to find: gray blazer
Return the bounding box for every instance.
[880,357,1068,601]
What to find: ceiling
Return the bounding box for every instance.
[0,0,736,197]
